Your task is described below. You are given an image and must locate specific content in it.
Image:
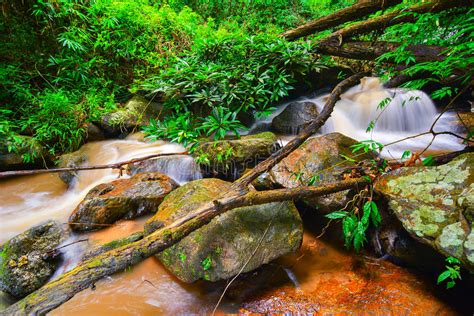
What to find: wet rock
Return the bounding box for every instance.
[268,132,375,213]
[57,151,88,186]
[0,220,69,298]
[128,155,202,183]
[375,153,474,272]
[69,172,179,231]
[271,101,319,134]
[144,178,303,283]
[193,132,279,180]
[85,122,105,142]
[0,136,50,171]
[96,95,164,138]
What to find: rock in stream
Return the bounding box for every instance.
[0,220,69,298]
[69,172,178,231]
[144,178,303,283]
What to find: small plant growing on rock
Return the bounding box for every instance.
[437,256,461,289]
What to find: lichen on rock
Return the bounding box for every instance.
[375,153,474,272]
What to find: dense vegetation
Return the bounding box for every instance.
[1,0,472,159]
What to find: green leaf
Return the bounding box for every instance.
[422,156,434,166]
[437,270,451,284]
[325,211,348,219]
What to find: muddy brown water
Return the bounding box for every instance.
[0,78,470,314]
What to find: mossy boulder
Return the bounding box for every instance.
[0,136,50,171]
[271,101,319,135]
[144,178,303,283]
[193,132,279,180]
[375,153,474,272]
[0,220,69,298]
[69,172,179,231]
[268,132,375,213]
[97,95,164,137]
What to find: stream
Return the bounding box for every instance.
[0,78,468,314]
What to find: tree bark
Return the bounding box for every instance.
[316,41,446,63]
[2,179,368,315]
[319,0,471,45]
[281,0,402,41]
[3,73,367,315]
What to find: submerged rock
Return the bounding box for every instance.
[271,101,319,134]
[57,150,88,186]
[375,153,474,272]
[69,172,178,231]
[128,155,202,183]
[144,178,303,283]
[0,220,69,298]
[97,95,164,137]
[268,132,375,213]
[193,132,279,180]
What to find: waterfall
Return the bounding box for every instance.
[302,77,465,158]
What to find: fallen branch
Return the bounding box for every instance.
[316,41,446,63]
[3,73,367,315]
[232,72,368,190]
[3,178,368,315]
[0,152,188,179]
[319,0,471,45]
[281,0,402,41]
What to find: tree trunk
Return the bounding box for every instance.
[319,0,471,44]
[281,0,402,41]
[3,179,368,315]
[316,41,446,63]
[3,73,367,315]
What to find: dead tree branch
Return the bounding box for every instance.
[281,0,402,41]
[0,152,188,179]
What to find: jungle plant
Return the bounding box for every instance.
[437,256,462,289]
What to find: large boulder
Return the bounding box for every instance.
[144,178,303,283]
[0,136,50,171]
[375,153,474,272]
[96,95,164,137]
[193,132,279,180]
[271,101,319,134]
[0,221,69,297]
[267,132,375,213]
[69,172,179,231]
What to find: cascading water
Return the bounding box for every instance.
[248,77,465,157]
[305,77,465,158]
[0,78,468,314]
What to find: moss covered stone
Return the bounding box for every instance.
[0,220,69,298]
[193,132,278,179]
[144,178,303,283]
[375,153,474,272]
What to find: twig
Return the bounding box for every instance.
[0,152,188,178]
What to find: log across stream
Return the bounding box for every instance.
[0,78,469,314]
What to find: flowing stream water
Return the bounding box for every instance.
[0,78,468,314]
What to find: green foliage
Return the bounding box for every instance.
[200,107,245,140]
[350,140,384,154]
[376,6,474,99]
[143,35,322,147]
[326,199,381,252]
[437,256,462,289]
